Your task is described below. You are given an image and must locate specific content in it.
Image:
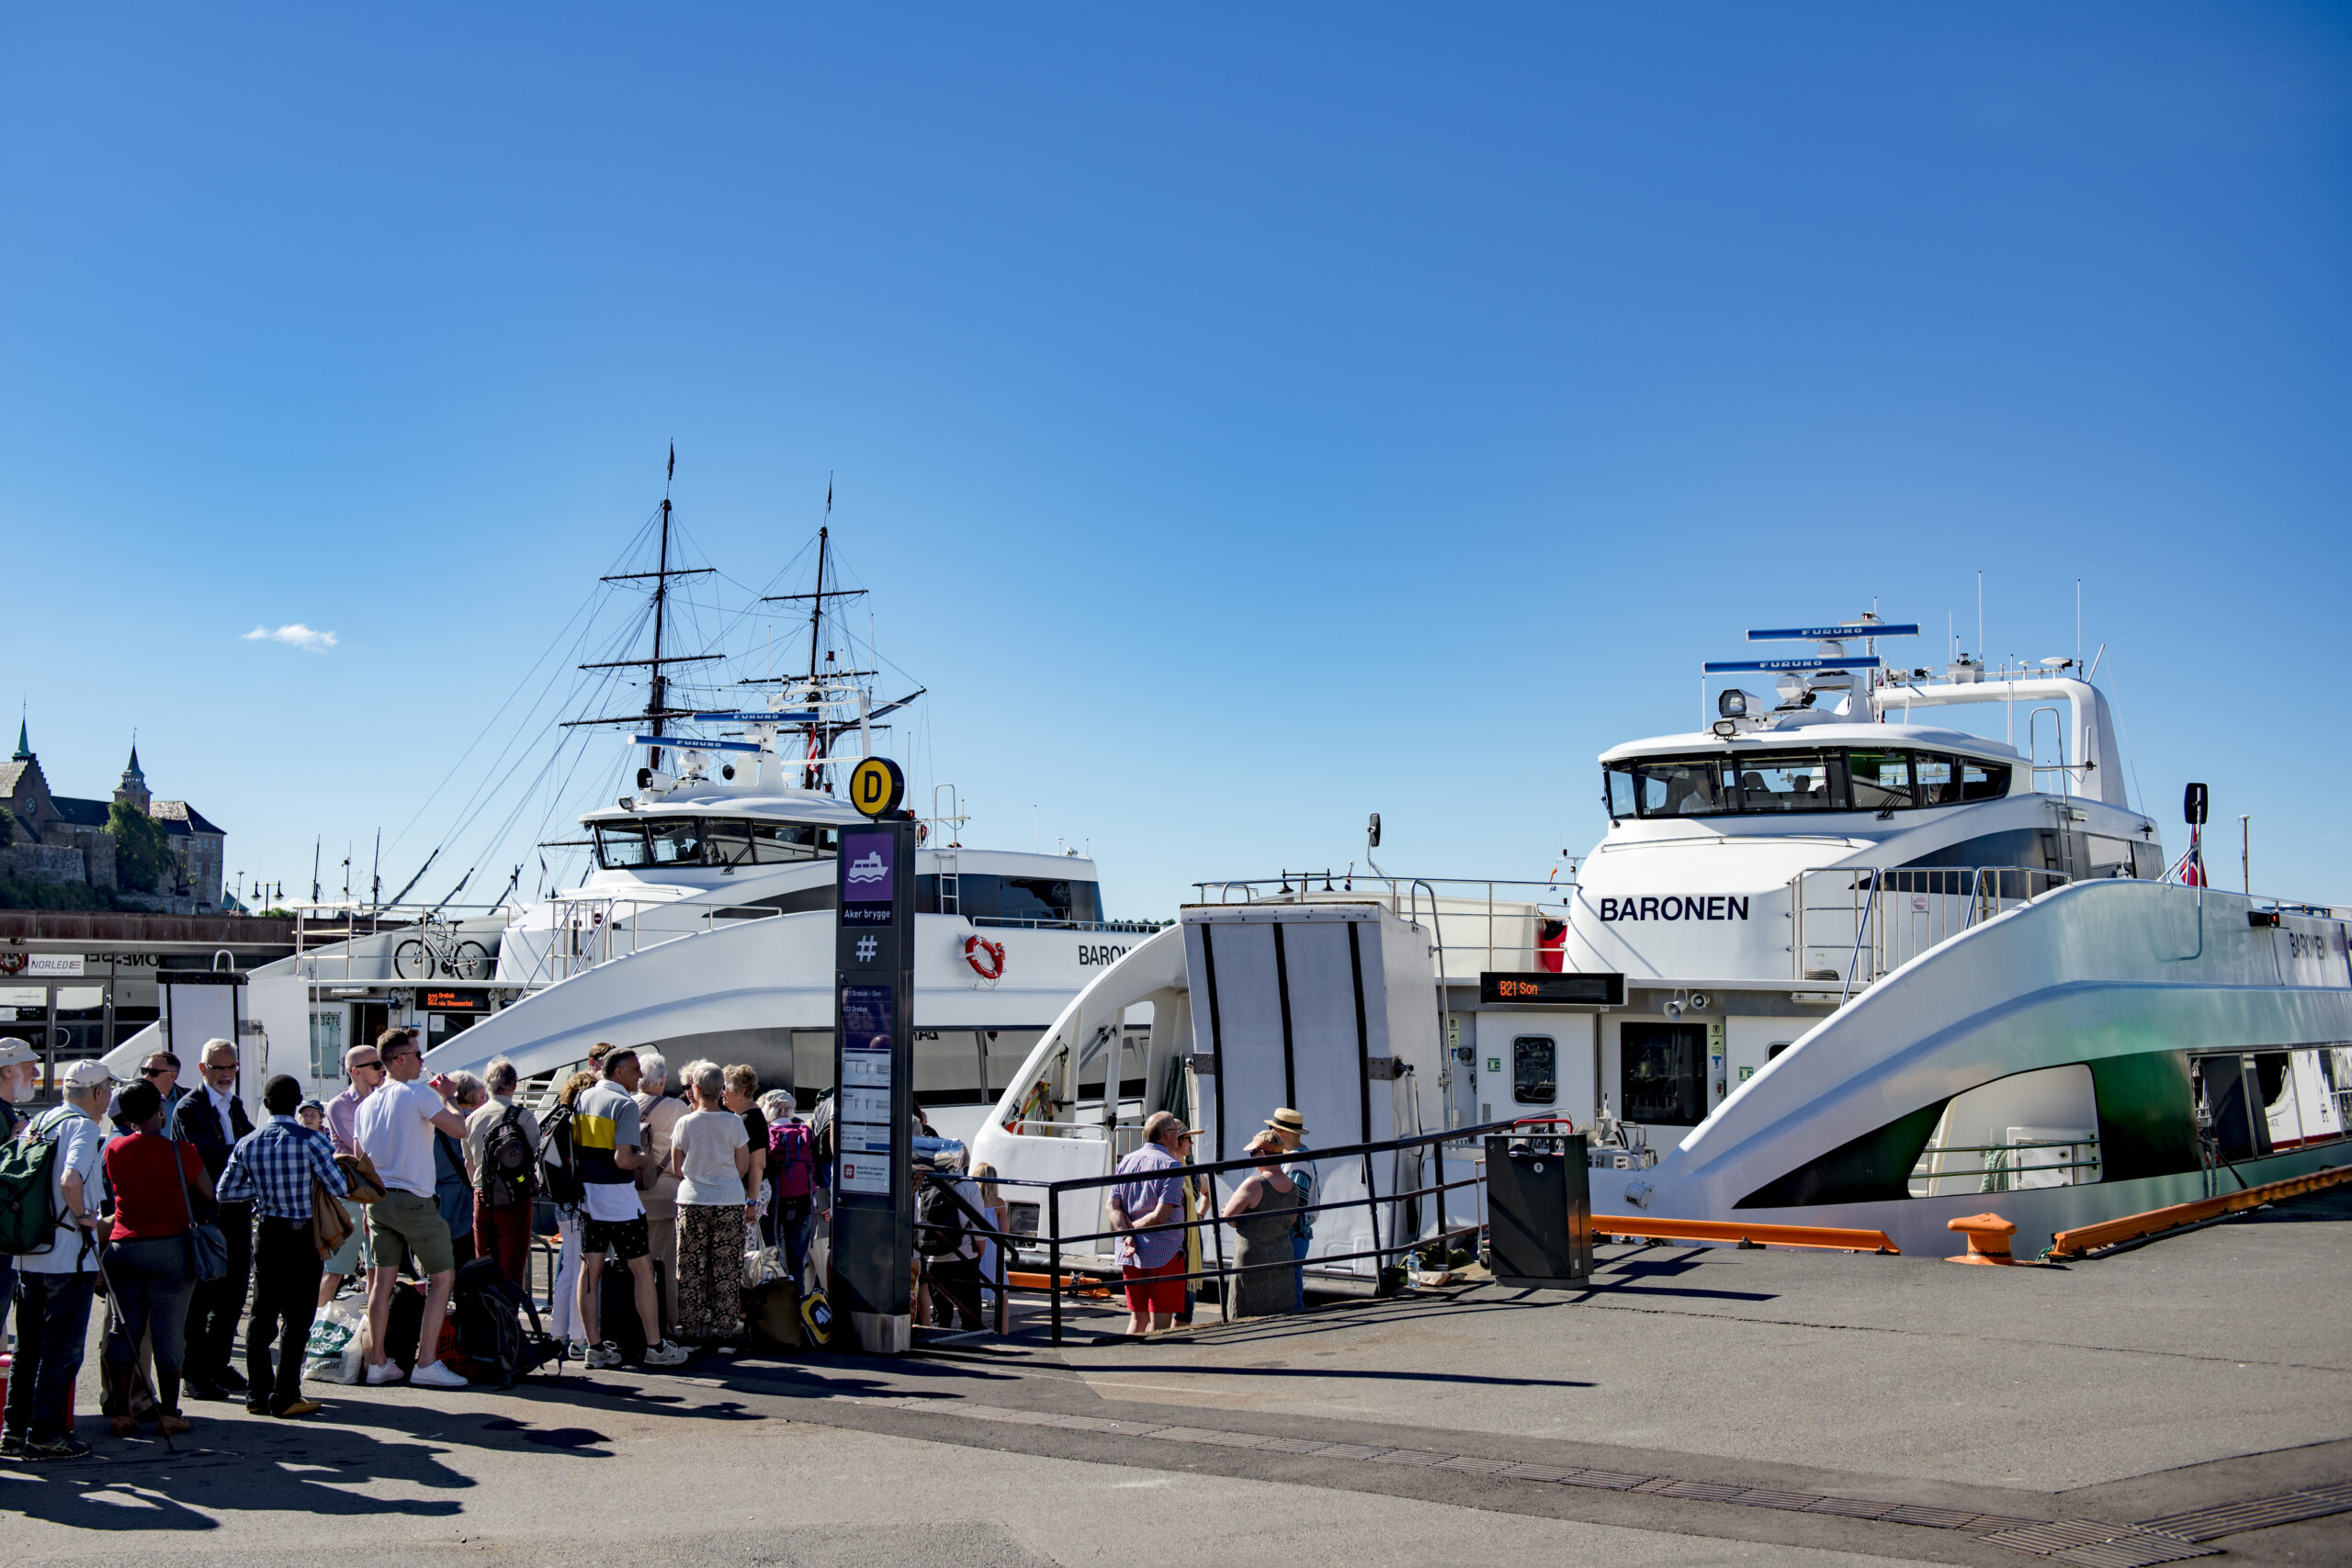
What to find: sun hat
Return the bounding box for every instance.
[1264,1108,1308,1136]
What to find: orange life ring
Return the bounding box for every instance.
[964,935,1005,981]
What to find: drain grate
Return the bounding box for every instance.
[2139,1480,2352,1542]
[1986,1520,2218,1566]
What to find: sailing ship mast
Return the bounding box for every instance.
[754,480,876,788]
[562,445,718,773]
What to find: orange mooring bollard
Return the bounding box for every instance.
[1946,1212,2018,1265]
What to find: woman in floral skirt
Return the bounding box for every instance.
[667,1060,751,1342]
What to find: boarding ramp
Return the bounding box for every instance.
[974,899,1457,1282]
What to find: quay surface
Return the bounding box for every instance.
[6,1190,2346,1567]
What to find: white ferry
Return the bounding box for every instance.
[977,615,2351,1260]
[107,501,1153,1143]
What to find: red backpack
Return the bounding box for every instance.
[769,1119,816,1200]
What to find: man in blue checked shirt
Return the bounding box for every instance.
[217,1075,348,1417]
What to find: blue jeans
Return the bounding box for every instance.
[1292,1235,1310,1311]
[6,1269,97,1443]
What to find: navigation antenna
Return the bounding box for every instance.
[564,444,721,773]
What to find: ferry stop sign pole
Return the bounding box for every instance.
[831,756,916,1354]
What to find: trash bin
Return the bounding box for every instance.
[1485,1126,1592,1286]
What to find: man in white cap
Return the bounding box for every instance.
[0,1057,114,1461]
[0,1036,41,1355]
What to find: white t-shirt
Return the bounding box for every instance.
[356,1077,447,1198]
[673,1108,750,1208]
[19,1105,104,1275]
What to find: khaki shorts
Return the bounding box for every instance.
[368,1189,456,1277]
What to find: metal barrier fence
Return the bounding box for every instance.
[1000,1118,1522,1346]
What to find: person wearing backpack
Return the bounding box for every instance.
[463,1056,541,1292]
[916,1146,985,1331]
[764,1092,818,1282]
[538,1068,595,1355]
[0,1036,40,1359]
[2,1059,115,1461]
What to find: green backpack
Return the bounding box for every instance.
[0,1107,67,1257]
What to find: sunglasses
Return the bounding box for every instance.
[141,1067,171,1078]
[352,1060,383,1072]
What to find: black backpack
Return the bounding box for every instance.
[537,1102,585,1206]
[450,1255,563,1387]
[0,1106,65,1258]
[915,1179,964,1258]
[481,1104,538,1209]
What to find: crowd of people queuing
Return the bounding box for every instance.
[0,1027,841,1461]
[0,1026,1318,1461]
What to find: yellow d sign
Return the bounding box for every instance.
[849,756,906,819]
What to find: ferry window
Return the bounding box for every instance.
[1731,753,1835,814]
[999,876,1077,924]
[1846,750,1915,811]
[1070,882,1103,924]
[1512,1036,1556,1104]
[704,821,753,867]
[643,818,705,865]
[1620,1022,1707,1125]
[1634,760,1731,818]
[1605,766,1640,819]
[1957,760,2009,801]
[2086,835,2137,879]
[595,822,651,869]
[743,822,831,863]
[1914,755,1955,805]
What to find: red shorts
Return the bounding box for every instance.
[1121,1253,1186,1315]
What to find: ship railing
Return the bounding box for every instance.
[1189,873,1579,983]
[289,900,521,982]
[1792,864,2071,991]
[1906,1136,2101,1199]
[997,1115,1522,1345]
[530,893,784,984]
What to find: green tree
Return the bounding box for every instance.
[109,801,174,892]
[0,808,15,848]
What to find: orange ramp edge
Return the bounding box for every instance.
[1593,1215,1899,1254]
[2045,1163,2352,1259]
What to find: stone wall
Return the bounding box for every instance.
[1,843,91,886]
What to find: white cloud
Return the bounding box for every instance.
[242,623,338,651]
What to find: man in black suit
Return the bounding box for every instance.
[173,1035,254,1400]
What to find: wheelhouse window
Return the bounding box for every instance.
[644,818,705,865]
[1847,750,1915,811]
[1730,752,1833,813]
[1606,748,2013,820]
[1633,759,1732,818]
[595,822,652,868]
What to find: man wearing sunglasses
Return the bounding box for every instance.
[107,1053,187,1133]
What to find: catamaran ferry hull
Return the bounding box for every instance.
[1583,880,2352,1258]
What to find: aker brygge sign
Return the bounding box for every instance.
[1597,895,1750,922]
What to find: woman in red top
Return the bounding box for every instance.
[102,1079,212,1435]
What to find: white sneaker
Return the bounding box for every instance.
[410,1360,468,1390]
[364,1360,404,1385]
[643,1339,688,1368]
[584,1342,621,1370]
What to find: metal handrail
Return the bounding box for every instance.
[1024,1116,1525,1345]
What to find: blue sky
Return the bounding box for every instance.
[5,6,2348,916]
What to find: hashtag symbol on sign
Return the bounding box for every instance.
[855,936,877,962]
